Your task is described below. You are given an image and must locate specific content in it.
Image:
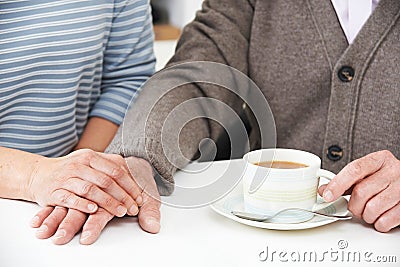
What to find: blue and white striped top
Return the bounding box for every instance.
[0,0,155,157]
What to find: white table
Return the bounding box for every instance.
[1,160,399,267]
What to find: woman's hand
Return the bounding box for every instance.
[28,149,142,217]
[31,156,160,245]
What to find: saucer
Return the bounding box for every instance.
[210,181,350,230]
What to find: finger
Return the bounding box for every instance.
[99,153,144,207]
[31,207,54,228]
[318,184,327,197]
[124,157,155,204]
[36,206,68,239]
[50,188,99,214]
[88,153,134,189]
[323,151,387,202]
[80,208,113,245]
[124,156,160,232]
[59,178,129,217]
[97,153,142,214]
[374,203,400,233]
[347,171,391,218]
[65,162,137,213]
[138,193,161,234]
[361,184,399,224]
[69,150,141,203]
[53,209,87,245]
[318,184,354,197]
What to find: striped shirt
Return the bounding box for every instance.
[0,0,155,157]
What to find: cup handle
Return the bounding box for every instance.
[314,169,337,209]
[317,169,336,183]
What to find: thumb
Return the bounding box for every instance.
[138,193,161,234]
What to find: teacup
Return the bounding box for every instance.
[242,148,335,223]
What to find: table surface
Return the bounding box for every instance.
[1,160,399,267]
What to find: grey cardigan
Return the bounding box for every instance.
[107,0,400,195]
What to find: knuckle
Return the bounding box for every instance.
[111,167,125,180]
[370,150,392,166]
[68,149,85,158]
[346,160,363,177]
[379,150,393,159]
[98,175,113,188]
[78,149,96,162]
[351,184,365,198]
[72,196,81,208]
[54,206,67,212]
[347,202,358,216]
[46,212,65,225]
[81,182,95,196]
[120,194,131,205]
[103,197,114,208]
[64,162,80,173]
[144,204,161,215]
[327,179,339,191]
[114,154,125,164]
[75,148,91,154]
[386,168,397,181]
[60,218,74,228]
[44,218,56,227]
[59,192,73,205]
[127,185,139,197]
[394,164,400,177]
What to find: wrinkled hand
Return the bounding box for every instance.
[319,150,400,232]
[31,156,161,245]
[28,149,142,217]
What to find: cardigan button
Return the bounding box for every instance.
[327,145,343,161]
[338,66,355,82]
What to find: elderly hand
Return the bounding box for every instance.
[319,150,400,232]
[28,149,142,217]
[30,156,161,245]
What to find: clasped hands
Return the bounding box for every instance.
[28,149,161,245]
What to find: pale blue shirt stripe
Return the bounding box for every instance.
[0,0,156,157]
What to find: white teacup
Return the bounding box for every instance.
[242,148,335,223]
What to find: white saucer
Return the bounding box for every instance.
[210,181,350,230]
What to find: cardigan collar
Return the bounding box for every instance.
[307,0,400,71]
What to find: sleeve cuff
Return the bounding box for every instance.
[106,132,175,196]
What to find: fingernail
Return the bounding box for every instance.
[117,205,127,217]
[129,204,139,215]
[53,229,66,240]
[80,231,91,241]
[88,203,97,212]
[136,195,143,206]
[30,216,40,227]
[37,225,48,233]
[323,189,333,202]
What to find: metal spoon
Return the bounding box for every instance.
[231,208,352,222]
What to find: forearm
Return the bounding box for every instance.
[74,117,119,152]
[107,0,254,195]
[0,147,43,201]
[106,1,255,195]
